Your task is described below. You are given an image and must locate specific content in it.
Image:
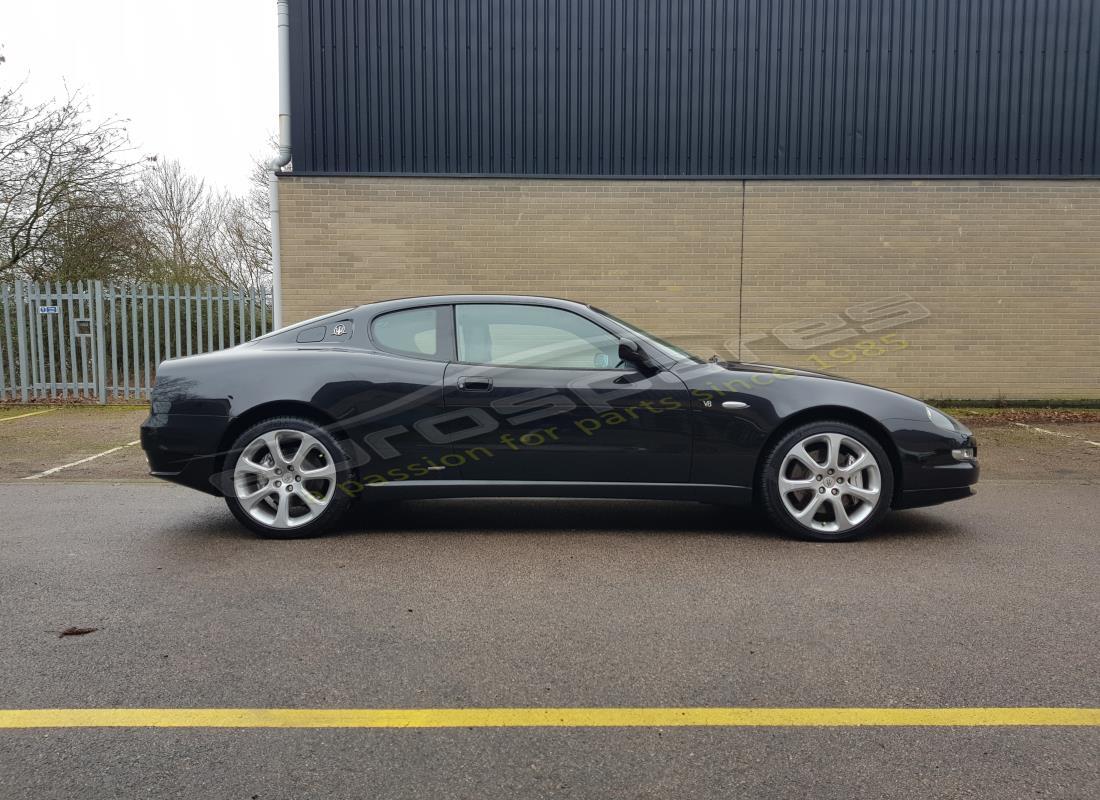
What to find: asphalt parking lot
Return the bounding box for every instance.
[0,405,1098,799]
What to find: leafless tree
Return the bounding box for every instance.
[202,159,272,292]
[1,72,272,289]
[136,157,213,283]
[0,84,140,280]
[29,190,149,283]
[135,157,272,290]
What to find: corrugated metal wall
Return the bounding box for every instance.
[289,0,1100,177]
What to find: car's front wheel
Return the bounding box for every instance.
[224,416,352,539]
[759,420,893,541]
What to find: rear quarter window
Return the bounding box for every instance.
[370,306,447,360]
[295,325,326,343]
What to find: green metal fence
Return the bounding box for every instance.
[0,281,271,403]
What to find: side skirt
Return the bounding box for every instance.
[353,480,753,505]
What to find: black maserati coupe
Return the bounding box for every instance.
[141,295,978,541]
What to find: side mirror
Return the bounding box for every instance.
[618,337,652,369]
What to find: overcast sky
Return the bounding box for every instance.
[0,0,277,194]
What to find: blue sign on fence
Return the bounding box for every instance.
[38,305,59,314]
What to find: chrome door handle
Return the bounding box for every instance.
[721,401,748,410]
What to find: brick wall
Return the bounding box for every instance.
[741,181,1100,399]
[279,176,1100,400]
[278,178,743,360]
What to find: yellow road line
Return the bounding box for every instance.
[0,409,54,422]
[1,708,1098,729]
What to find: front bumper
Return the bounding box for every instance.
[140,412,231,496]
[895,428,980,510]
[895,481,977,509]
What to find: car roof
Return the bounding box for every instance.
[355,294,593,314]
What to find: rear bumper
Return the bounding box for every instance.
[140,413,231,496]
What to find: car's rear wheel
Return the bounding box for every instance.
[759,420,893,541]
[224,416,352,539]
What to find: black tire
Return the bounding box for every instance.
[223,416,353,539]
[758,420,894,542]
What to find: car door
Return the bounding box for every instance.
[441,303,692,483]
[345,304,459,483]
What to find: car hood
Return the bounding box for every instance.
[709,359,866,385]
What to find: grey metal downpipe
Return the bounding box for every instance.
[268,0,291,329]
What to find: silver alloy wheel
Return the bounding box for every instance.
[232,429,338,530]
[777,432,882,534]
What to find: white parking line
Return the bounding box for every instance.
[0,409,54,422]
[1012,421,1100,447]
[22,441,141,480]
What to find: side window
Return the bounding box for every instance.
[456,304,621,369]
[371,307,444,360]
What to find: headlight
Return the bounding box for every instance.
[925,406,957,431]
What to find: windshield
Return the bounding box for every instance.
[591,306,705,364]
